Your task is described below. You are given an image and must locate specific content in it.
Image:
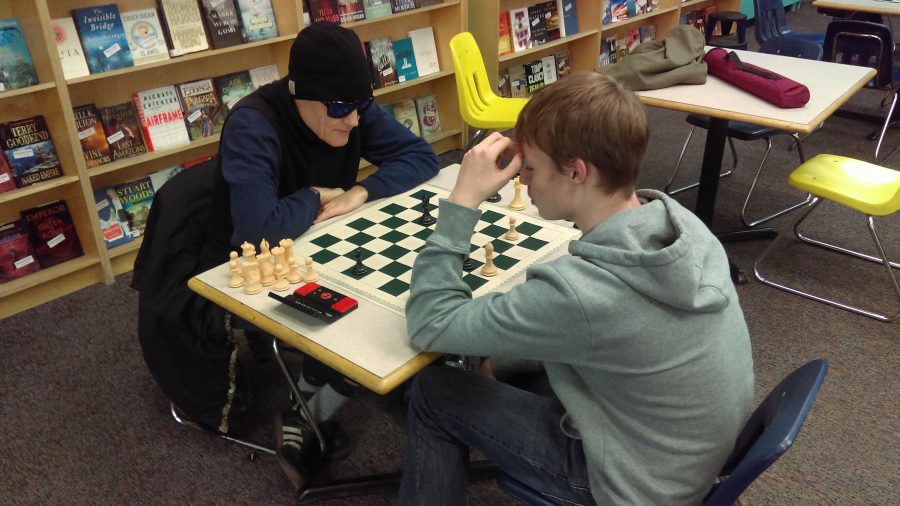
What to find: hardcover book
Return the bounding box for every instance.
[498,69,512,98]
[93,186,133,248]
[73,104,112,168]
[21,200,84,269]
[0,116,63,188]
[392,99,421,136]
[362,0,393,19]
[121,8,171,65]
[249,63,280,88]
[540,1,561,41]
[392,37,418,83]
[498,11,512,56]
[236,0,279,42]
[391,0,418,14]
[215,70,255,111]
[71,4,135,74]
[0,152,15,193]
[365,37,397,89]
[527,4,548,47]
[407,26,439,77]
[149,165,184,192]
[557,0,579,37]
[508,64,528,98]
[414,94,441,137]
[337,0,366,24]
[541,54,558,86]
[525,59,545,94]
[509,8,531,52]
[555,49,572,78]
[99,102,149,161]
[133,85,191,151]
[0,18,39,91]
[158,0,210,57]
[610,0,629,23]
[309,0,341,23]
[177,78,226,140]
[200,0,243,49]
[115,176,155,237]
[0,220,41,283]
[51,17,90,80]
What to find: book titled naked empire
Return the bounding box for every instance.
[0,116,63,188]
[177,78,226,140]
[99,102,149,161]
[73,104,112,168]
[133,85,191,151]
[201,0,244,49]
[71,4,135,74]
[121,8,171,65]
[158,0,210,57]
[21,200,84,269]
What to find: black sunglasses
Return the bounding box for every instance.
[324,97,374,118]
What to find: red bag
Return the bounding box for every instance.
[704,47,810,108]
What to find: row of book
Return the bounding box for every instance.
[54,1,279,80]
[363,27,439,90]
[681,7,721,36]
[383,95,442,138]
[500,0,580,56]
[0,200,83,283]
[603,0,661,26]
[598,24,657,68]
[498,49,572,99]
[306,0,443,25]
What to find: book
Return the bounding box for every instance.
[414,94,441,137]
[133,85,191,151]
[0,18,39,91]
[392,99,421,136]
[93,186,134,248]
[149,165,185,192]
[177,78,226,140]
[337,0,366,24]
[0,152,15,193]
[541,1,561,41]
[408,26,439,77]
[0,116,63,188]
[71,4,135,74]
[362,0,393,19]
[525,59,545,94]
[498,69,512,98]
[309,0,341,23]
[392,37,418,84]
[51,17,90,80]
[120,8,171,66]
[236,0,279,42]
[365,37,397,89]
[418,0,442,5]
[115,176,155,237]
[541,55,558,86]
[498,11,513,56]
[555,49,572,78]
[626,27,641,52]
[509,64,528,98]
[0,220,41,282]
[509,8,531,52]
[158,0,210,57]
[73,104,112,168]
[557,0,579,37]
[640,24,657,43]
[99,102,149,161]
[527,4,548,47]
[200,0,244,49]
[391,0,418,14]
[21,200,84,269]
[249,63,280,88]
[215,70,255,112]
[610,0,629,22]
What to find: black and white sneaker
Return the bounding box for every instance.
[275,410,322,489]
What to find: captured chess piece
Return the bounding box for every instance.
[505,216,520,241]
[417,194,436,226]
[486,192,501,203]
[272,260,290,291]
[462,253,475,272]
[508,176,526,211]
[351,247,368,275]
[480,242,498,277]
[228,251,244,288]
[302,257,319,283]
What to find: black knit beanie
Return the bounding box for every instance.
[288,22,372,102]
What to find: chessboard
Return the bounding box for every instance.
[292,183,580,316]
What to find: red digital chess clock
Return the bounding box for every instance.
[268,282,358,322]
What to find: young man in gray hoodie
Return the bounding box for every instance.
[397,71,754,505]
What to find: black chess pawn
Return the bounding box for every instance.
[417,195,436,226]
[486,192,502,203]
[351,248,368,275]
[462,254,475,272]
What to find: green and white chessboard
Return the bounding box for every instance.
[293,183,580,316]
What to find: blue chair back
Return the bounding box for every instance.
[754,0,792,44]
[823,20,894,89]
[759,36,824,60]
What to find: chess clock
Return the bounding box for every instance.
[269,282,358,322]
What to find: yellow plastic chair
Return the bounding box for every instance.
[754,154,900,321]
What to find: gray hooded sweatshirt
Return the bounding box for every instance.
[406,189,754,505]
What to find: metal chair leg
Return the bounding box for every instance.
[169,402,276,455]
[665,127,738,195]
[740,134,813,228]
[875,91,899,160]
[271,338,327,455]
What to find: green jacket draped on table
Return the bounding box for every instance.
[600,25,708,91]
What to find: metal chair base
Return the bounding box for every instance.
[665,125,739,195]
[169,402,276,456]
[754,198,900,322]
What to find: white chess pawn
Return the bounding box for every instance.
[505,216,520,241]
[228,251,244,288]
[508,176,526,211]
[302,256,320,283]
[287,255,302,284]
[480,242,498,277]
[272,260,291,291]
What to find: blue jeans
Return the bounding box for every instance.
[397,366,597,505]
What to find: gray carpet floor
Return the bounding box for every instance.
[1,2,898,504]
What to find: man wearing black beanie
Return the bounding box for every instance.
[136,22,440,491]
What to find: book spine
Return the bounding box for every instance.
[131,93,156,152]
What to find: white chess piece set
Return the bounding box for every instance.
[228,238,319,295]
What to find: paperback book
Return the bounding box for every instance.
[115,176,155,237]
[541,0,561,41]
[71,4,135,74]
[414,94,441,137]
[0,116,62,188]
[362,0,393,20]
[509,8,531,52]
[365,37,397,89]
[133,85,191,151]
[177,78,226,140]
[0,152,15,193]
[392,37,418,84]
[236,0,279,42]
[73,104,112,168]
[392,99,421,136]
[249,63,280,88]
[527,4,548,46]
[51,17,90,80]
[391,0,418,14]
[555,49,572,78]
[99,102,149,161]
[0,18,39,91]
[310,0,341,23]
[215,70,255,111]
[93,186,133,248]
[525,59,545,94]
[498,11,512,56]
[21,200,84,268]
[121,8,171,65]
[200,0,243,49]
[408,26,439,77]
[509,64,528,98]
[158,0,210,57]
[0,220,41,283]
[541,54,558,86]
[557,0,579,37]
[337,0,366,24]
[149,165,184,192]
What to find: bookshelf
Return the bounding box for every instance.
[0,0,467,319]
[469,0,740,94]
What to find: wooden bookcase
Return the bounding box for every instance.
[0,0,467,319]
[469,0,741,94]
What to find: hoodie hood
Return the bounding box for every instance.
[568,189,731,312]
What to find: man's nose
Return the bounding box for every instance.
[344,110,360,127]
